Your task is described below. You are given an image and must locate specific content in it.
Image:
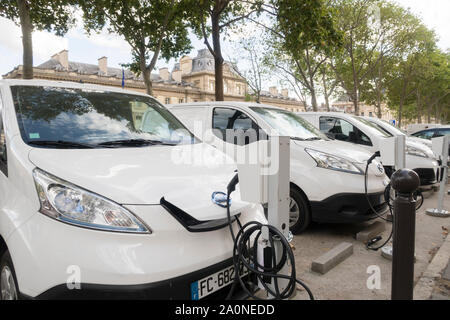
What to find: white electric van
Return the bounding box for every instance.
[168,102,389,234]
[361,116,432,149]
[299,112,439,187]
[0,80,266,300]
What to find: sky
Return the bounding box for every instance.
[0,0,449,95]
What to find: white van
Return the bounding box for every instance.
[169,102,389,234]
[0,80,266,300]
[299,112,439,187]
[361,116,433,150]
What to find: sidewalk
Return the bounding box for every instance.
[414,232,450,300]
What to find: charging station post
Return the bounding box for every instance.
[426,135,450,217]
[236,135,292,298]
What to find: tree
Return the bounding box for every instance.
[330,0,419,115]
[189,0,263,101]
[258,0,342,111]
[385,23,436,127]
[80,0,192,95]
[0,0,76,79]
[229,32,269,103]
[319,63,339,111]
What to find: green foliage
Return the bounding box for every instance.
[0,0,76,35]
[274,0,342,58]
[80,0,192,93]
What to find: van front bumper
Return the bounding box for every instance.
[23,258,252,300]
[310,192,388,223]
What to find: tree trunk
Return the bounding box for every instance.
[211,12,224,101]
[17,0,33,79]
[352,87,359,115]
[321,71,330,111]
[310,88,318,112]
[398,99,403,128]
[324,92,330,112]
[139,53,153,95]
[416,89,422,123]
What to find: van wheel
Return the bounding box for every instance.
[289,188,311,234]
[0,251,19,300]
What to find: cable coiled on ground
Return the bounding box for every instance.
[225,173,314,300]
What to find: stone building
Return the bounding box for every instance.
[330,95,395,121]
[3,49,304,111]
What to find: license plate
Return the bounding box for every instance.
[190,264,248,300]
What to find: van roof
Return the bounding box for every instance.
[0,79,152,99]
[296,111,353,117]
[167,101,285,111]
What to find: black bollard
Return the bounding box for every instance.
[390,169,420,300]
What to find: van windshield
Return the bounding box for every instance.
[352,117,392,138]
[11,85,196,148]
[250,107,327,141]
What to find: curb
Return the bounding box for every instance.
[413,233,450,300]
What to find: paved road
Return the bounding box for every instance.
[291,188,450,300]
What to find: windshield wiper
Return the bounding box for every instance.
[304,137,322,141]
[28,140,98,149]
[97,139,176,147]
[290,137,305,141]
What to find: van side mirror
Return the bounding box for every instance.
[325,132,335,140]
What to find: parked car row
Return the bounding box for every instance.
[0,79,438,300]
[299,112,439,187]
[169,103,389,234]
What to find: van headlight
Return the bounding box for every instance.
[305,148,363,175]
[32,168,150,233]
[406,146,428,158]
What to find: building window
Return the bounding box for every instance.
[224,81,228,93]
[165,97,170,104]
[179,98,184,104]
[209,80,215,91]
[369,112,373,117]
[361,112,364,116]
[237,84,242,95]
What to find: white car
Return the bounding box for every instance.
[0,80,266,300]
[169,102,389,234]
[361,117,432,149]
[299,112,439,187]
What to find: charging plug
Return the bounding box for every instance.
[367,235,382,246]
[227,173,239,194]
[367,151,381,165]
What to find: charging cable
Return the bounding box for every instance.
[225,174,314,300]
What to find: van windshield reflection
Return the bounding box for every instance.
[11,86,196,148]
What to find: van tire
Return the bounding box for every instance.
[289,188,311,234]
[0,250,19,300]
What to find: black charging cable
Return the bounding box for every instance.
[225,174,314,300]
[363,151,394,251]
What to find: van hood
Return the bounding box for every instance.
[406,138,435,159]
[407,136,433,149]
[293,139,373,163]
[28,143,248,221]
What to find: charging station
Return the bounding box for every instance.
[369,135,406,258]
[426,135,450,217]
[228,135,313,300]
[235,136,292,298]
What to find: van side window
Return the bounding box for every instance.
[319,116,372,146]
[212,108,259,145]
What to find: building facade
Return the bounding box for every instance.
[3,49,304,111]
[330,95,395,121]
